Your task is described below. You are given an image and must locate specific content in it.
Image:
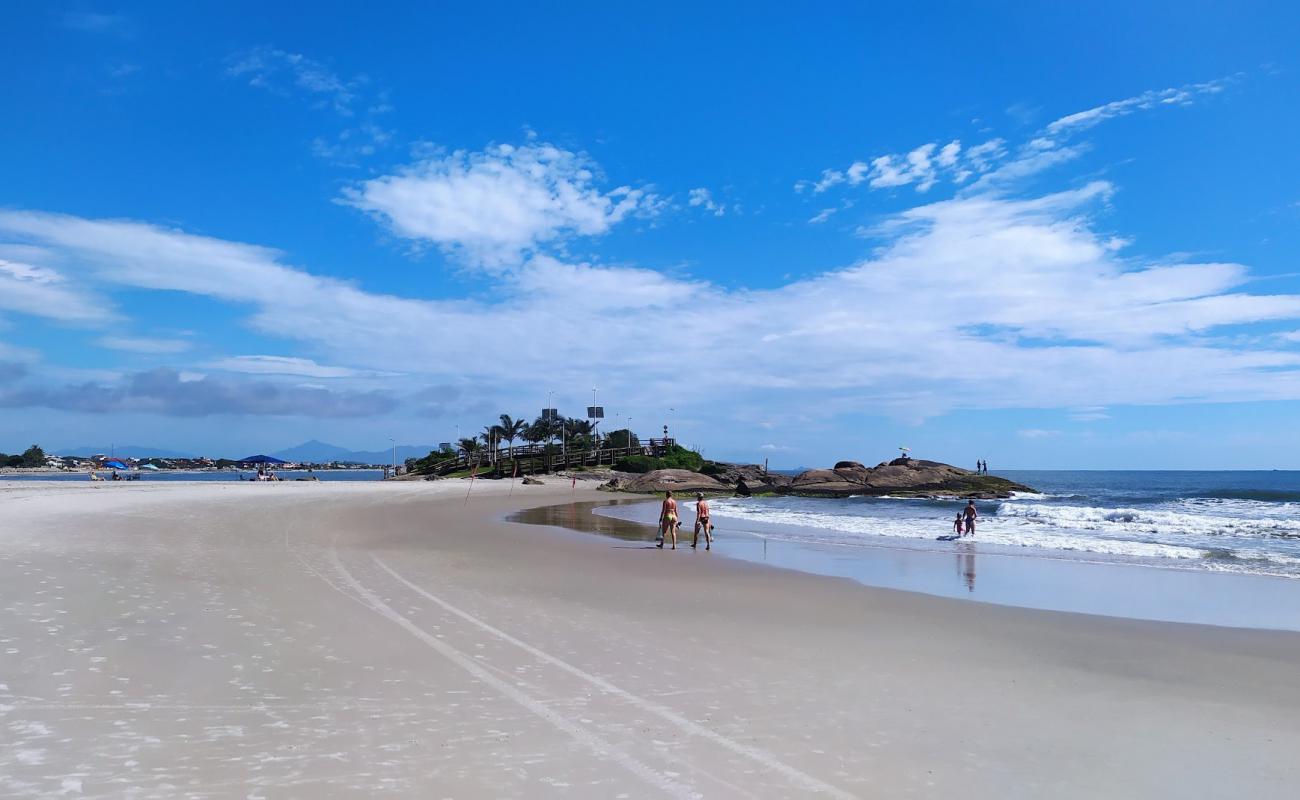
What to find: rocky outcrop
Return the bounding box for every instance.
[601,458,1030,499]
[617,469,730,494]
[788,458,1031,498]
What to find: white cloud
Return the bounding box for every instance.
[688,188,726,216]
[97,336,192,354]
[227,47,360,115]
[802,75,1234,197]
[6,177,1300,423]
[343,142,660,269]
[1069,407,1110,422]
[0,258,110,325]
[206,355,396,378]
[1045,76,1234,135]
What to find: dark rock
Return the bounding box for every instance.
[834,460,865,470]
[522,476,545,485]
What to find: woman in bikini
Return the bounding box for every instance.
[693,492,713,550]
[658,490,678,549]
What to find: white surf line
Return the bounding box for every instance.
[373,555,859,799]
[328,549,700,800]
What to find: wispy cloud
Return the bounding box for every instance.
[800,76,1236,200]
[0,369,396,418]
[97,336,192,354]
[1045,76,1234,135]
[1018,429,1061,439]
[688,188,726,216]
[226,47,393,163]
[206,355,396,379]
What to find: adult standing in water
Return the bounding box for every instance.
[658,490,678,550]
[963,499,978,536]
[692,492,713,550]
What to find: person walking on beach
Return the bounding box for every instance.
[963,500,978,537]
[693,492,713,550]
[658,490,679,549]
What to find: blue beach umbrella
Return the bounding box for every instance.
[103,459,129,470]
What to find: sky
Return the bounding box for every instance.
[2,2,1300,469]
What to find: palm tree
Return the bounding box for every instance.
[458,437,482,465]
[498,414,526,456]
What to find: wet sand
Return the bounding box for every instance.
[2,480,1298,798]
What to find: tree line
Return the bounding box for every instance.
[0,444,47,468]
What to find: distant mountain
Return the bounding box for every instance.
[59,445,198,459]
[272,440,439,465]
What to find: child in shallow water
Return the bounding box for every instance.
[954,513,964,536]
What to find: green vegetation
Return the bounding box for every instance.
[0,445,46,468]
[613,444,703,474]
[407,410,704,478]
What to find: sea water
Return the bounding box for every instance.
[588,471,1300,629]
[682,471,1300,579]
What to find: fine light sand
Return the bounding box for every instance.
[1,479,1297,799]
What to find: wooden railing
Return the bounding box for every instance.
[415,438,676,477]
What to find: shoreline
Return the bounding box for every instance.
[3,481,1297,797]
[513,497,1300,633]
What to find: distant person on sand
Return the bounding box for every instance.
[658,490,678,549]
[693,492,713,550]
[963,500,978,536]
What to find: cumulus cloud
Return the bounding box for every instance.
[0,368,396,418]
[343,142,661,269]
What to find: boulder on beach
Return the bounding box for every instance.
[621,469,730,494]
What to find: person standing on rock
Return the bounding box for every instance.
[658,490,679,549]
[963,500,978,537]
[692,492,713,550]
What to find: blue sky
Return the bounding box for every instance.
[2,2,1300,468]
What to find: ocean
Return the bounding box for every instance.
[586,470,1300,630]
[694,470,1300,579]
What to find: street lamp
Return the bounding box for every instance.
[627,417,632,449]
[389,437,396,476]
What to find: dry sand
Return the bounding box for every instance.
[1,479,1297,798]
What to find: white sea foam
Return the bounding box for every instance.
[995,502,1300,539]
[706,494,1300,576]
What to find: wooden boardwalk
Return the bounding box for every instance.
[417,439,677,477]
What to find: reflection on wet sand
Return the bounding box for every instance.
[956,544,977,592]
[509,499,660,543]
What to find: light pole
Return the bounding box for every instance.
[389,437,396,476]
[626,417,632,450]
[667,407,675,443]
[591,387,598,447]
